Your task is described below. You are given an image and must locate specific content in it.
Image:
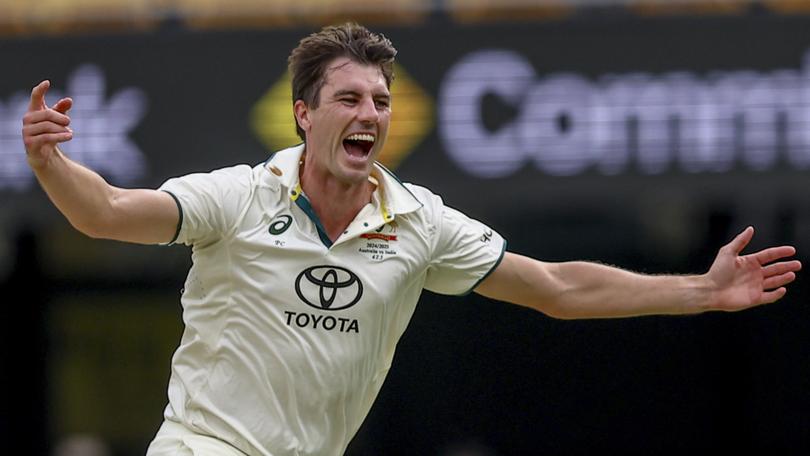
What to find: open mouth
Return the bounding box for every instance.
[343,133,375,159]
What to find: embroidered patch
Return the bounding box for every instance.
[360,232,398,242]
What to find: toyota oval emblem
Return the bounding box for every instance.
[295,266,364,311]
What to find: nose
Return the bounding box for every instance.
[357,97,379,124]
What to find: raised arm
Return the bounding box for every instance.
[475,227,801,319]
[23,80,178,245]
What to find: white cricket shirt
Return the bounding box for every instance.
[155,144,506,456]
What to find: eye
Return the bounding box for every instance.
[340,98,358,106]
[375,99,390,109]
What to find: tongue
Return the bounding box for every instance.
[344,140,366,158]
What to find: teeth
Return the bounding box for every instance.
[346,133,375,143]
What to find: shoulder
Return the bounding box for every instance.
[401,183,443,209]
[400,183,464,227]
[162,163,264,193]
[207,163,260,185]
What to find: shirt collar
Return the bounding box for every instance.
[264,144,423,218]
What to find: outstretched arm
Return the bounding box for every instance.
[23,80,178,244]
[475,227,801,319]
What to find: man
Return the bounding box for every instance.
[22,23,801,456]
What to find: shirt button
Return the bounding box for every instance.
[363,222,369,227]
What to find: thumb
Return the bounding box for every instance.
[726,226,754,255]
[28,80,50,111]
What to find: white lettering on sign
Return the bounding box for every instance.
[0,64,148,191]
[438,50,810,178]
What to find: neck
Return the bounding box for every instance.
[299,154,374,242]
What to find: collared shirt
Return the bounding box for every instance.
[156,144,506,456]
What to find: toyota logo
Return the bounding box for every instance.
[295,266,364,311]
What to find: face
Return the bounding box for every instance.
[295,57,391,185]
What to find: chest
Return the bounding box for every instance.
[223,206,431,317]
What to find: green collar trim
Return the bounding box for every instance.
[291,183,333,248]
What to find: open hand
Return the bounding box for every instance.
[705,226,801,311]
[22,80,74,169]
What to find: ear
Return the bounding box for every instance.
[294,100,311,133]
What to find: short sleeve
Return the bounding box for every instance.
[158,165,254,246]
[423,202,507,296]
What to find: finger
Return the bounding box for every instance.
[54,131,73,143]
[23,122,72,137]
[725,226,754,255]
[759,287,787,305]
[22,109,70,126]
[52,97,73,114]
[753,246,797,265]
[28,80,50,111]
[763,272,796,290]
[27,131,73,146]
[762,260,803,277]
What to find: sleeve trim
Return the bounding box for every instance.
[161,190,183,245]
[460,239,507,296]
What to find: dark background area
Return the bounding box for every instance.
[1,3,809,455]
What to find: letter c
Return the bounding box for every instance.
[438,50,536,178]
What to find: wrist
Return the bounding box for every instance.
[688,274,716,313]
[26,146,60,172]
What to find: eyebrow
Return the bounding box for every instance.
[333,89,391,101]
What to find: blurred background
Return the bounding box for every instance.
[1,0,809,454]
